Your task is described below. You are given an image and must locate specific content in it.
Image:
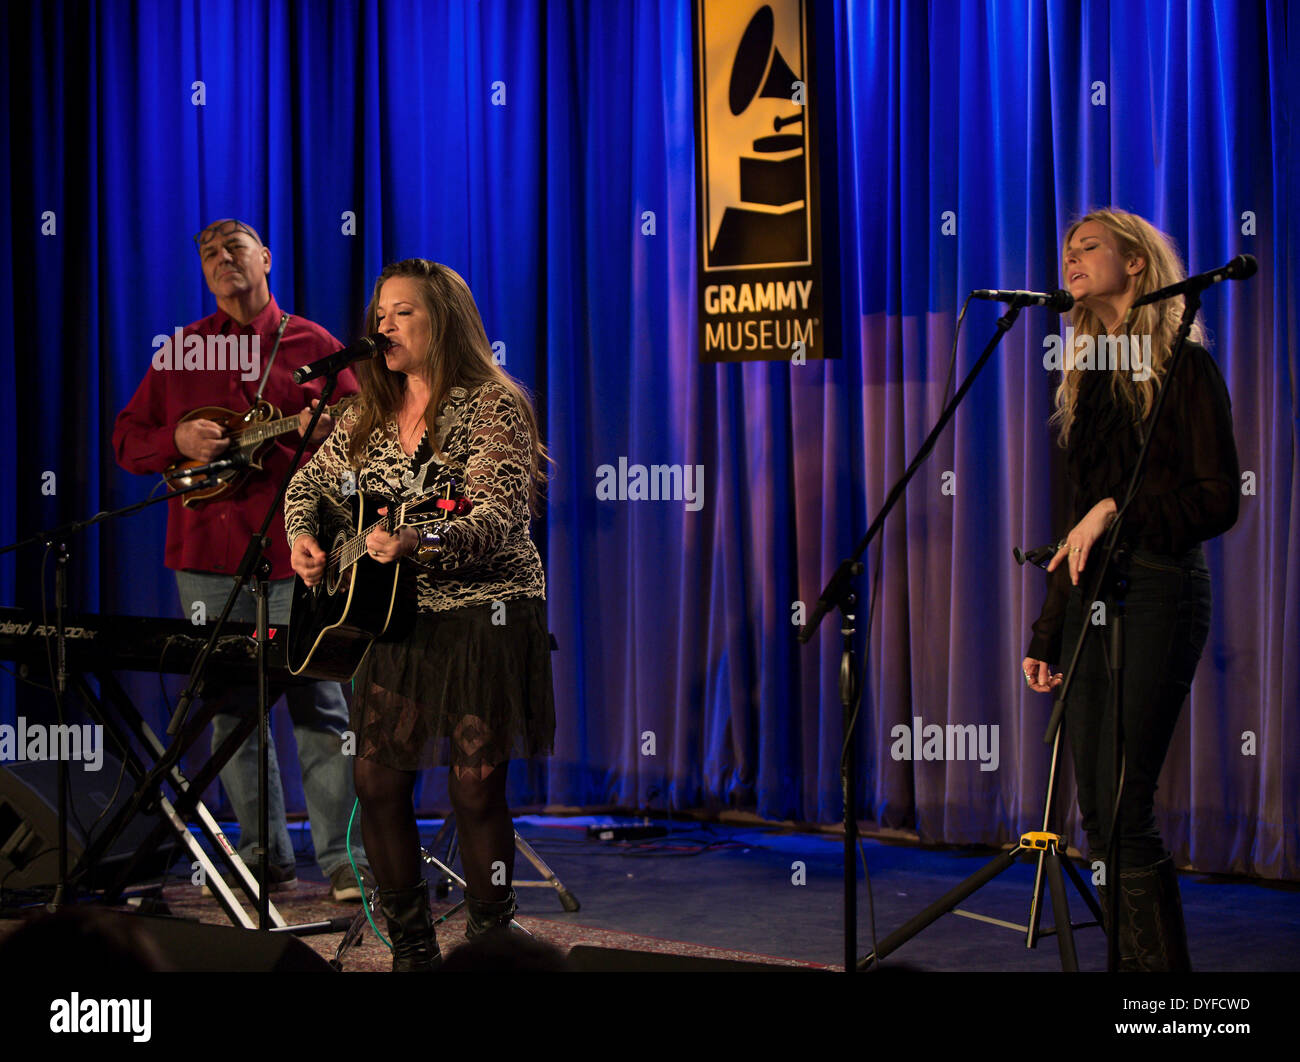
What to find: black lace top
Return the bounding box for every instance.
[1026,342,1239,665]
[284,381,545,612]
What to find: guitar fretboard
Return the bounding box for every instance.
[326,488,446,575]
[335,517,387,571]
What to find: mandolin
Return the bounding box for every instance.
[286,483,471,681]
[164,397,356,506]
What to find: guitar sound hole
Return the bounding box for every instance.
[326,532,348,595]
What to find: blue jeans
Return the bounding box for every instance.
[1059,546,1212,870]
[176,571,364,876]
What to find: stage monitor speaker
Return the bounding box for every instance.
[0,910,334,973]
[0,759,174,891]
[131,914,335,972]
[566,945,820,973]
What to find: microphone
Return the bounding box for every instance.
[1128,254,1257,310]
[165,454,250,481]
[293,334,393,384]
[1013,542,1058,570]
[796,557,863,645]
[971,289,1074,313]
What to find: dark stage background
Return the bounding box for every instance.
[1,1,1295,878]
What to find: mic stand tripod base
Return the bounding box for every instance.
[856,831,1099,971]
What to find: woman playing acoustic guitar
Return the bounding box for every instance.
[285,259,555,970]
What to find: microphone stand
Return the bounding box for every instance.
[799,297,1034,972]
[0,479,226,908]
[854,531,1102,972]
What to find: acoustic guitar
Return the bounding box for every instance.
[286,483,471,681]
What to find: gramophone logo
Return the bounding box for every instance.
[694,0,825,361]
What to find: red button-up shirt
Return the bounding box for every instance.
[112,295,359,578]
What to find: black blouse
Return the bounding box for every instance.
[1026,341,1239,665]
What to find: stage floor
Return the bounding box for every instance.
[3,816,1296,972]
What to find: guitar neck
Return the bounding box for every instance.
[332,491,444,574]
[338,522,376,571]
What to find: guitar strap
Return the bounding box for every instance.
[404,434,437,495]
[252,313,291,402]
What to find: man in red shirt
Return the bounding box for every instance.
[113,218,367,902]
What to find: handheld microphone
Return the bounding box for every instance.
[971,289,1074,313]
[1127,254,1257,311]
[293,334,393,384]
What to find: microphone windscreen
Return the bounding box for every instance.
[1046,289,1074,313]
[1229,254,1258,280]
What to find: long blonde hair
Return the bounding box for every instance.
[1050,209,1205,446]
[347,259,551,513]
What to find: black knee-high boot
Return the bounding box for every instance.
[378,881,442,972]
[1111,857,1192,972]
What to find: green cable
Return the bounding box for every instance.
[345,677,391,950]
[347,796,391,951]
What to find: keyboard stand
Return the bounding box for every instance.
[70,669,288,930]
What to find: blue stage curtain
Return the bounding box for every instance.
[1,0,1293,877]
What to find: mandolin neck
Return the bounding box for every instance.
[235,398,350,448]
[236,413,299,447]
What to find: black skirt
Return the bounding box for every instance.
[351,597,555,771]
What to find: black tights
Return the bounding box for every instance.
[354,757,514,902]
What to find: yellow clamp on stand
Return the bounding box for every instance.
[1019,831,1064,852]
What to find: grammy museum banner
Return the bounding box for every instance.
[693,0,825,362]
